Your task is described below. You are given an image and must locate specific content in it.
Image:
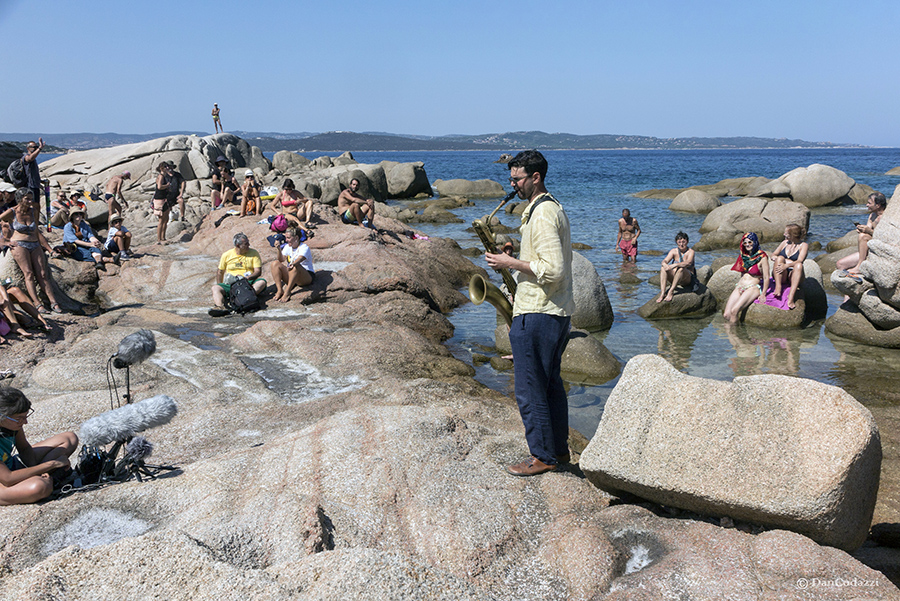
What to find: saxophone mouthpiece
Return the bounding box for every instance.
[503,190,517,202]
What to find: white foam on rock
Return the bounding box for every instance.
[41,508,152,555]
[624,544,652,574]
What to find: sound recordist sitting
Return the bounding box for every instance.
[0,387,78,504]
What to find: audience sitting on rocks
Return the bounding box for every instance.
[49,191,72,228]
[104,213,132,261]
[771,224,809,310]
[656,231,696,303]
[337,178,375,228]
[63,208,117,268]
[0,282,50,342]
[0,387,78,505]
[104,171,131,217]
[273,179,315,230]
[211,156,238,209]
[210,232,266,314]
[836,191,886,276]
[8,189,61,314]
[723,232,769,323]
[271,226,315,303]
[240,170,261,217]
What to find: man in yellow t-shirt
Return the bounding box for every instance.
[211,232,267,311]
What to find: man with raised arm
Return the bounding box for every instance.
[485,150,574,477]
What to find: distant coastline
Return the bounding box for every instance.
[0,130,870,153]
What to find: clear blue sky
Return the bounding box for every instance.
[2,0,898,146]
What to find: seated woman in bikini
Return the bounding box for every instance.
[272,179,316,230]
[723,232,770,323]
[770,223,808,310]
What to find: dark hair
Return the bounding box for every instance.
[283,178,295,190]
[0,388,31,417]
[675,231,689,242]
[350,178,360,186]
[156,163,168,173]
[871,192,887,209]
[507,150,548,180]
[15,188,33,203]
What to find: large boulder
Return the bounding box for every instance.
[494,326,620,384]
[580,354,882,551]
[637,284,717,319]
[826,302,900,348]
[697,197,810,249]
[571,252,613,331]
[433,179,505,198]
[272,150,310,172]
[755,164,855,207]
[668,189,721,214]
[386,162,433,198]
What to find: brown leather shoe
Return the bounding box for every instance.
[507,456,557,477]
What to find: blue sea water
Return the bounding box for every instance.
[340,148,900,438]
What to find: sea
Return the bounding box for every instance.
[343,148,900,439]
[43,147,900,438]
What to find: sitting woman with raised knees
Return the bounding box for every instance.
[273,179,315,230]
[656,231,695,302]
[271,226,315,303]
[0,387,78,505]
[723,232,770,323]
[771,223,808,310]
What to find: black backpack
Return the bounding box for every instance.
[228,277,259,314]
[6,159,27,188]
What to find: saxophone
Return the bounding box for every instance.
[470,190,517,326]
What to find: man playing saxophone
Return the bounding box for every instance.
[485,150,574,477]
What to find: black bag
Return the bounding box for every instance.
[6,158,27,188]
[228,277,259,314]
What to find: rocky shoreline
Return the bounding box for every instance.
[0,136,897,599]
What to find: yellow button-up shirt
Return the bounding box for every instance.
[513,193,575,318]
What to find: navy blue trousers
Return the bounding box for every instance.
[509,313,571,465]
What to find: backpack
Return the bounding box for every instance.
[228,277,259,314]
[6,159,27,188]
[270,214,288,232]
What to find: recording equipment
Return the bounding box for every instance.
[125,437,153,461]
[112,330,156,369]
[79,395,177,447]
[108,330,157,406]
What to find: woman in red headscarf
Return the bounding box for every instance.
[723,232,770,323]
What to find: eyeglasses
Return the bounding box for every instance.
[2,409,34,423]
[509,174,530,185]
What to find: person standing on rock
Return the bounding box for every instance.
[616,208,640,261]
[103,171,131,219]
[836,191,887,276]
[212,103,222,133]
[165,161,186,222]
[485,150,574,477]
[337,178,375,228]
[21,139,44,204]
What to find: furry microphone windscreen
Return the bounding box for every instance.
[113,329,157,368]
[79,395,177,447]
[125,436,154,461]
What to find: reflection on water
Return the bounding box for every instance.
[717,322,811,377]
[826,333,900,406]
[649,317,713,372]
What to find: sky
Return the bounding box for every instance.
[1,0,898,146]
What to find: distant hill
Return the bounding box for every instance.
[0,130,862,152]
